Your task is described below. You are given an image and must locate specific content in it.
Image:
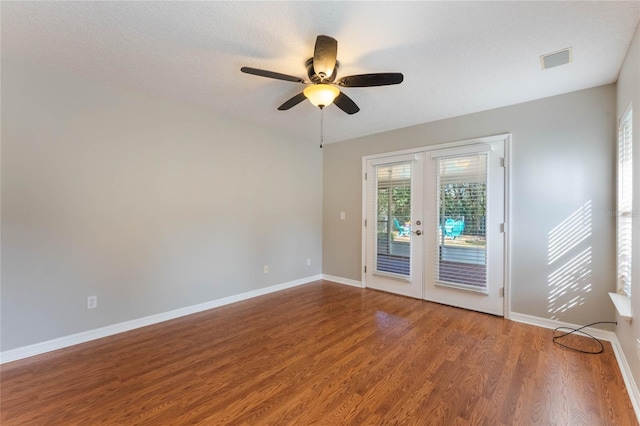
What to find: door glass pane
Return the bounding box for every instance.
[376,162,411,276]
[436,154,487,290]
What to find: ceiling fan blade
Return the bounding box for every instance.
[278,92,307,110]
[241,67,305,83]
[336,73,404,87]
[313,35,338,79]
[333,92,360,115]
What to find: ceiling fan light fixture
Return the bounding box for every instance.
[303,84,340,108]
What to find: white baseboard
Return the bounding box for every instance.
[0,274,322,364]
[322,274,363,288]
[509,312,617,341]
[510,312,639,421]
[610,336,640,421]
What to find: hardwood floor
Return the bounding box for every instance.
[1,281,637,425]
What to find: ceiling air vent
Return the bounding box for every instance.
[540,47,572,70]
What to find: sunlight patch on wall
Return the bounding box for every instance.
[547,200,592,265]
[547,201,593,320]
[547,247,592,319]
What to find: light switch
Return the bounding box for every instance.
[340,211,346,220]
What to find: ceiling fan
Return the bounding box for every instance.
[241,35,403,114]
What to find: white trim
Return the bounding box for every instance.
[362,133,511,162]
[510,312,640,421]
[503,135,513,320]
[322,274,364,288]
[610,335,640,421]
[370,153,419,166]
[619,101,633,127]
[429,143,493,158]
[0,274,322,364]
[361,157,368,289]
[509,312,616,340]
[609,292,633,322]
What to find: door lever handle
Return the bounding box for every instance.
[412,230,422,236]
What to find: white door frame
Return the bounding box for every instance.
[361,133,512,318]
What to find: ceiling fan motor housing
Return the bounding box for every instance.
[305,58,339,83]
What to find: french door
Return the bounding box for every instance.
[363,137,507,316]
[364,153,424,298]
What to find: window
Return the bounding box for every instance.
[436,154,488,290]
[375,162,412,276]
[617,105,633,296]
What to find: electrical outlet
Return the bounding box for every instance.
[636,338,640,361]
[263,265,269,274]
[87,295,97,309]
[307,258,311,266]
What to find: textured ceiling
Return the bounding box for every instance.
[2,1,639,144]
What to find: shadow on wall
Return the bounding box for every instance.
[547,200,593,320]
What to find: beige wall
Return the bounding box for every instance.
[323,84,617,327]
[616,22,640,397]
[1,59,323,351]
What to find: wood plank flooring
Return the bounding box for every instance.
[1,281,637,425]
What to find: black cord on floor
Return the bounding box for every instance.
[552,321,617,354]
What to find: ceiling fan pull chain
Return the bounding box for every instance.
[320,108,324,149]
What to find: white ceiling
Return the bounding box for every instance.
[2,1,639,144]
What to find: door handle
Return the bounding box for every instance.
[413,230,422,236]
